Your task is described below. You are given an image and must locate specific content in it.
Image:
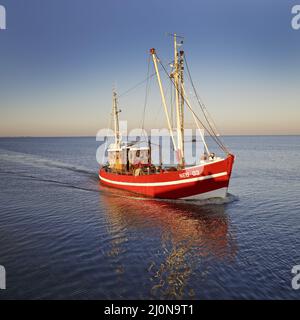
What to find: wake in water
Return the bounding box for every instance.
[0,148,96,176]
[172,193,238,205]
[0,148,99,192]
[0,170,99,193]
[127,193,238,206]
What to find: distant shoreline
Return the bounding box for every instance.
[0,135,299,139]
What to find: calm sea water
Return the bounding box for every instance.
[0,136,299,300]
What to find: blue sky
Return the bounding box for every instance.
[0,0,299,136]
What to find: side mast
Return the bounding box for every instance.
[112,90,121,148]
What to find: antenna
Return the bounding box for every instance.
[166,32,184,39]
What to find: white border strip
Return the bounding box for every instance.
[99,172,227,187]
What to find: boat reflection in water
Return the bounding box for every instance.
[99,185,237,299]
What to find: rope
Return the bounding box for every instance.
[118,69,159,98]
[141,55,150,131]
[184,54,226,145]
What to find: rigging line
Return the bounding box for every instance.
[156,54,229,154]
[185,55,219,135]
[185,71,227,153]
[118,68,161,98]
[141,55,151,131]
[186,73,220,136]
[183,55,229,153]
[184,53,227,147]
[118,60,172,99]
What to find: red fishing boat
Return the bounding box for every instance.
[99,34,234,200]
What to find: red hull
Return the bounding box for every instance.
[99,154,234,199]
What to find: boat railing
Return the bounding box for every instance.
[104,163,179,176]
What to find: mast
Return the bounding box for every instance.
[112,90,121,148]
[150,48,177,153]
[173,34,184,168]
[179,49,185,164]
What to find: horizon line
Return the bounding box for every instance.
[0,134,299,139]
